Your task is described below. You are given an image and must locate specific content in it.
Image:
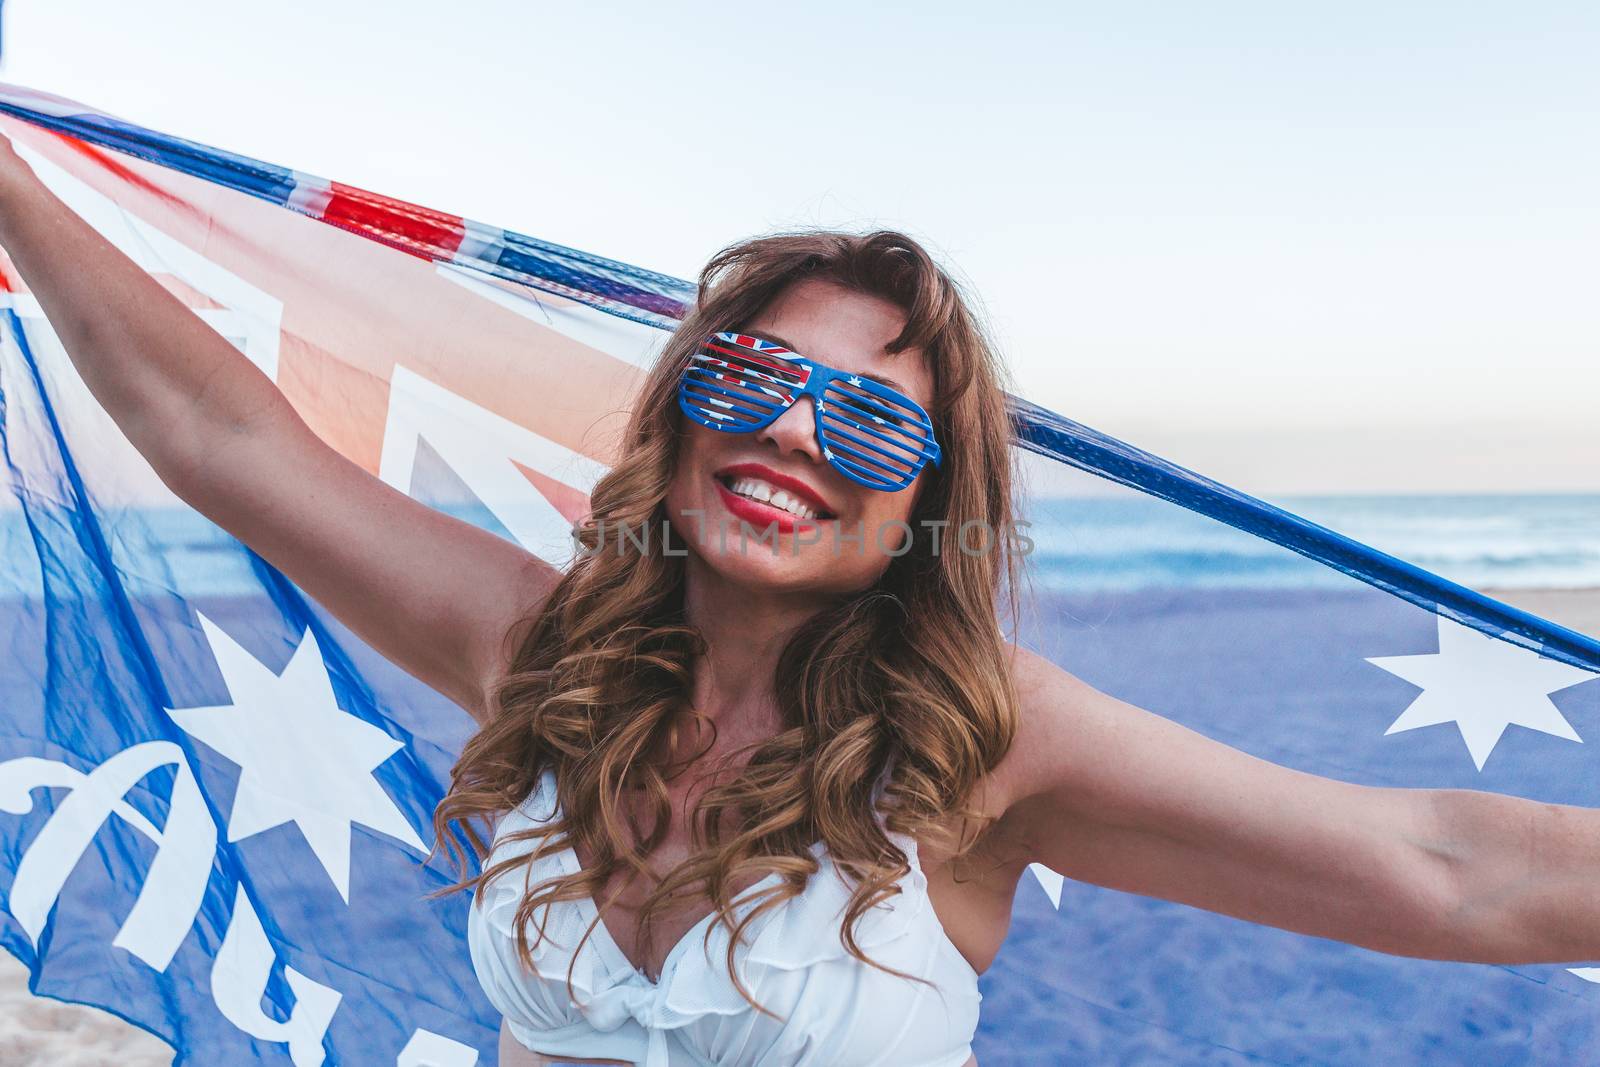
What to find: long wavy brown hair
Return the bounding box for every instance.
[434,229,1025,1012]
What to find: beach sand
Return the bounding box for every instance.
[0,954,173,1066]
[0,585,1594,1065]
[1482,586,1600,639]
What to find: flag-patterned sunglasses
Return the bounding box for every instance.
[677,331,943,492]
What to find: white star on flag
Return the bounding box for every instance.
[167,613,427,901]
[1367,616,1597,771]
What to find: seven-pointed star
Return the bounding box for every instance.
[166,612,426,901]
[1366,615,1597,772]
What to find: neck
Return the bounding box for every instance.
[679,555,837,744]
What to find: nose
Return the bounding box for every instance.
[755,395,825,466]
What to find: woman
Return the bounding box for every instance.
[2,134,1596,1067]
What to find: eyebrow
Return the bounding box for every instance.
[745,331,911,394]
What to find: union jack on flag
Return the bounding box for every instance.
[708,336,810,387]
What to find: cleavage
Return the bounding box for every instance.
[574,777,768,983]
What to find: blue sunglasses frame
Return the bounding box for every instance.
[676,331,943,492]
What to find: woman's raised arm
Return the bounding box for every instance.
[0,136,558,723]
[990,645,1600,965]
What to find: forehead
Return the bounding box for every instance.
[741,278,933,404]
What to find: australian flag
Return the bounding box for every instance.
[0,82,1598,1066]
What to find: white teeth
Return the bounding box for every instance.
[725,476,820,519]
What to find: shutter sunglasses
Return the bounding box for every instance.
[676,332,942,493]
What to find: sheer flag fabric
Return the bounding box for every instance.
[0,82,1598,1065]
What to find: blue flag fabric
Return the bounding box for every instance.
[0,83,1598,1065]
[1,293,495,1057]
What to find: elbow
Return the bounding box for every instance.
[159,392,297,502]
[1352,846,1476,963]
[1401,789,1529,964]
[1401,858,1487,963]
[1335,789,1484,963]
[143,421,229,505]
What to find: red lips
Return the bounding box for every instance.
[713,463,835,517]
[713,463,836,534]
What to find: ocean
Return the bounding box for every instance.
[4,494,1595,602]
[1021,492,1600,594]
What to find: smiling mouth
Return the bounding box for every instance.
[714,473,836,521]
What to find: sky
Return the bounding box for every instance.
[2,1,1597,494]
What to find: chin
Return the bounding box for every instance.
[675,515,880,597]
[693,531,837,588]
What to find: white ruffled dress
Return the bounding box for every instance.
[466,768,982,1066]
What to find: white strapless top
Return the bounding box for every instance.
[466,768,981,1066]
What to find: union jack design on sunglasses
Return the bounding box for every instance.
[677,332,943,492]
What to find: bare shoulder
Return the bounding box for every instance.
[921,645,1099,874]
[972,642,1237,859]
[976,643,1103,819]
